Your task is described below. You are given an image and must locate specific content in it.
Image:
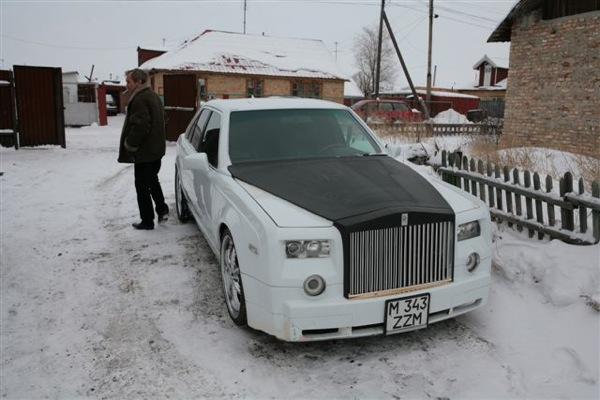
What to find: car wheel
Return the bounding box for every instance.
[220,229,247,326]
[175,167,191,222]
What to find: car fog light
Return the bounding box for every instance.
[303,275,326,296]
[466,252,480,272]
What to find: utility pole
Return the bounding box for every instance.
[433,64,437,87]
[243,0,247,34]
[375,0,385,98]
[162,38,166,48]
[334,41,339,62]
[426,0,434,107]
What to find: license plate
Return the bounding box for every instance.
[384,293,430,335]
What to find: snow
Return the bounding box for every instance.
[344,79,363,98]
[141,30,347,80]
[472,54,509,70]
[1,117,598,398]
[431,108,472,124]
[401,88,479,99]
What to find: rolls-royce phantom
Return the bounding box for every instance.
[174,97,491,341]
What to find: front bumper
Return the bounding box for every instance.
[243,257,491,341]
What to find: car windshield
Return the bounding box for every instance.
[229,109,381,163]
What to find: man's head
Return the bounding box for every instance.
[126,68,149,92]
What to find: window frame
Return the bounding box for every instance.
[246,78,264,97]
[189,109,211,151]
[198,110,222,168]
[291,80,322,99]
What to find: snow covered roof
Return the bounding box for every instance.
[344,80,364,98]
[140,30,347,81]
[137,45,169,53]
[473,54,508,70]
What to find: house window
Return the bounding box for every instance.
[247,79,263,97]
[543,0,599,19]
[77,84,96,103]
[291,81,321,99]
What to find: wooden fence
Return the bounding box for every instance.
[437,151,600,245]
[372,122,502,138]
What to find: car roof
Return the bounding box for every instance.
[203,97,348,113]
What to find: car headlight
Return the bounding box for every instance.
[285,240,331,258]
[457,221,481,241]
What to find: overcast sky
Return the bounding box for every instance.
[1,0,515,89]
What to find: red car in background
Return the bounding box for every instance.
[351,99,423,124]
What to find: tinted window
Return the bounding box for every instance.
[393,102,410,112]
[379,102,393,112]
[229,109,380,164]
[200,112,221,167]
[191,109,211,150]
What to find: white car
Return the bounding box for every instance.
[174,98,491,342]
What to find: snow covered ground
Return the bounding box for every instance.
[1,116,598,399]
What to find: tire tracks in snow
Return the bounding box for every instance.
[83,159,231,398]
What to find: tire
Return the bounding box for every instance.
[220,229,247,326]
[175,167,191,223]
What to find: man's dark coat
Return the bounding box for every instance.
[118,87,166,163]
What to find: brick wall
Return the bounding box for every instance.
[502,10,600,158]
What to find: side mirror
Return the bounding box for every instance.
[182,152,209,172]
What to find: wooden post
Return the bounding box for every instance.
[578,178,587,234]
[462,156,469,193]
[524,170,534,237]
[546,175,556,228]
[487,162,495,209]
[478,160,486,203]
[560,172,574,232]
[533,173,544,239]
[470,158,478,197]
[504,166,513,226]
[495,165,503,211]
[513,168,523,231]
[592,181,600,243]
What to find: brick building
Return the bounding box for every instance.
[139,30,346,104]
[488,0,600,158]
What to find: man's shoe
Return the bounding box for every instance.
[132,221,154,230]
[158,211,168,223]
[158,205,169,223]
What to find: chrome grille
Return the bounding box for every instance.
[348,221,454,297]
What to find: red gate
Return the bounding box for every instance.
[163,74,197,141]
[14,65,66,147]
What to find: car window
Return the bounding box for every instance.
[185,110,201,141]
[393,102,410,112]
[365,102,377,113]
[229,109,380,163]
[379,102,394,112]
[190,109,211,150]
[199,112,221,167]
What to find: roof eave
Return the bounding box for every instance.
[488,0,544,42]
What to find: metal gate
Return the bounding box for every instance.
[0,70,18,148]
[163,74,197,141]
[14,65,66,147]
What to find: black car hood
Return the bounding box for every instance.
[229,156,453,229]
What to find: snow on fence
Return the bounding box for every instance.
[437,150,600,245]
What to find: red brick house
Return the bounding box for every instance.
[488,0,600,158]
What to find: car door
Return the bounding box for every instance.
[193,110,222,239]
[180,108,211,217]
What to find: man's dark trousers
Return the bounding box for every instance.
[134,160,167,224]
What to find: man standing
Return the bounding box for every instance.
[118,68,168,230]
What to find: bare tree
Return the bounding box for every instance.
[353,25,397,97]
